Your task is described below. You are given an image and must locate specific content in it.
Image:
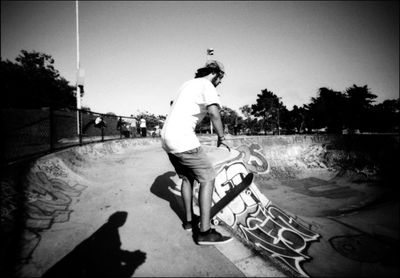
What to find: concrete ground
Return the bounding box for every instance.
[1,135,398,277]
[5,140,284,277]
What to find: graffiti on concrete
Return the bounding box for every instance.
[300,145,329,169]
[239,205,319,277]
[208,160,320,277]
[38,160,69,178]
[6,159,88,263]
[236,144,269,174]
[292,135,330,144]
[27,171,86,227]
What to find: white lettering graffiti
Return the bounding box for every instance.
[212,159,319,277]
[236,144,270,174]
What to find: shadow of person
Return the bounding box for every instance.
[150,171,186,223]
[42,211,146,278]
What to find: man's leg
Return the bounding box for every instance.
[198,179,214,232]
[196,178,232,245]
[181,177,193,223]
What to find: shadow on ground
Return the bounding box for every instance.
[150,171,186,223]
[42,211,146,278]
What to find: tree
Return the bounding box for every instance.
[220,106,242,134]
[106,112,117,117]
[81,106,91,112]
[1,50,76,109]
[195,114,212,134]
[344,84,377,132]
[239,104,257,135]
[251,89,286,134]
[287,105,307,134]
[307,87,346,133]
[370,98,399,133]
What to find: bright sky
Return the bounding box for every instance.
[1,1,399,117]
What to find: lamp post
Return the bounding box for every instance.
[75,1,81,138]
[277,107,280,135]
[276,97,281,135]
[76,1,81,109]
[75,1,84,144]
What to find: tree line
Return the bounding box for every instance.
[1,50,77,109]
[197,85,399,135]
[2,50,398,134]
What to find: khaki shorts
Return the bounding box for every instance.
[167,147,216,183]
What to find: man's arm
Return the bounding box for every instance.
[207,104,224,137]
[207,104,230,151]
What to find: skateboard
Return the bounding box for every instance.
[191,155,269,227]
[209,172,254,223]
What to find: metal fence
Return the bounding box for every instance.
[1,108,140,165]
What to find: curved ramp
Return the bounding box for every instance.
[203,135,399,277]
[1,135,398,277]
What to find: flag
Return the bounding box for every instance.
[207,48,214,55]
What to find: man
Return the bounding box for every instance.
[128,115,138,137]
[94,115,106,129]
[140,118,147,137]
[161,60,232,245]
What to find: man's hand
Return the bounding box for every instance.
[217,136,231,152]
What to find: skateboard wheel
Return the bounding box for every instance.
[212,219,219,226]
[245,189,251,195]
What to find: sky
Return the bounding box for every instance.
[1,1,399,117]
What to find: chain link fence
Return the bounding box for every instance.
[1,108,140,165]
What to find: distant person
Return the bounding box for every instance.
[117,117,123,136]
[117,117,129,138]
[94,116,106,129]
[140,118,147,137]
[161,60,232,245]
[128,115,138,137]
[233,116,238,135]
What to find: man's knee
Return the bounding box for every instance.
[181,176,194,187]
[199,179,215,189]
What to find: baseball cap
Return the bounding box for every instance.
[205,60,225,74]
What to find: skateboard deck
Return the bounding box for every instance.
[209,172,254,220]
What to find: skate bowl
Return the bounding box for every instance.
[1,134,398,277]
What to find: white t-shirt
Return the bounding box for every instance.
[161,78,221,153]
[140,118,146,128]
[128,118,137,127]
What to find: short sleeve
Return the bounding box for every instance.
[202,80,221,108]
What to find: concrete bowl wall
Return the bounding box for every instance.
[204,134,399,182]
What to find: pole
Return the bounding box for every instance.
[75,1,82,141]
[277,108,280,135]
[76,1,81,109]
[277,97,281,135]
